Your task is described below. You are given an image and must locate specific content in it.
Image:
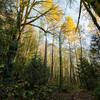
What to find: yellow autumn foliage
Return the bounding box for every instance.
[61,16,79,44]
[42,0,63,24]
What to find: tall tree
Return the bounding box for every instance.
[61,16,79,84]
[59,30,63,90]
[42,0,63,71]
[0,0,18,81]
[51,33,55,79]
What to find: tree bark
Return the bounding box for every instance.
[59,31,63,90]
[51,34,54,80]
[44,32,48,68]
[68,42,73,84]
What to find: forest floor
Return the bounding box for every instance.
[49,89,95,100]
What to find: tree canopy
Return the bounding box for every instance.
[0,0,100,100]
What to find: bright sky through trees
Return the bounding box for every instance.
[54,0,91,47]
[0,0,100,100]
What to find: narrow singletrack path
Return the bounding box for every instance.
[49,90,95,100]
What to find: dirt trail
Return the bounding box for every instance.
[49,90,95,100]
[71,90,93,100]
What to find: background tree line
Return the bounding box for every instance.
[0,0,100,100]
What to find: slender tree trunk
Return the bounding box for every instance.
[97,34,100,60]
[44,32,47,68]
[74,41,78,66]
[68,42,73,84]
[74,41,78,83]
[79,29,83,86]
[59,31,63,90]
[79,30,83,63]
[80,40,82,59]
[51,34,54,80]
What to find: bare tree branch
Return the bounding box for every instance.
[29,24,52,35]
[83,0,100,31]
[76,0,82,31]
[21,8,53,26]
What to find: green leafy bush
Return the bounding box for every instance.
[94,82,100,100]
[22,55,50,87]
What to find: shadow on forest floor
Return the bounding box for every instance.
[49,90,95,100]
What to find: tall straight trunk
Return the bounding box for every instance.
[97,34,100,60]
[74,41,78,66]
[79,30,83,86]
[74,41,78,83]
[68,42,73,84]
[59,31,63,90]
[44,32,47,68]
[79,30,83,63]
[51,34,54,79]
[80,39,82,59]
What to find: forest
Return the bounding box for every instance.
[0,0,100,100]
